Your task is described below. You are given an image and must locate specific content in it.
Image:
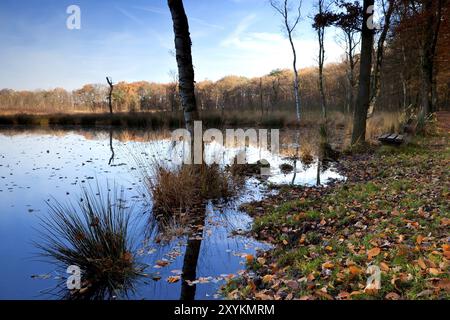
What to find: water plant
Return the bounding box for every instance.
[35,186,145,300]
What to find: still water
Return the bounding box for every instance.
[0,129,342,300]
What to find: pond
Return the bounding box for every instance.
[0,128,343,300]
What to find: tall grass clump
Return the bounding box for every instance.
[35,186,145,300]
[141,160,237,236]
[146,163,234,215]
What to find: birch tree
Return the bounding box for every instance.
[270,0,302,122]
[167,0,199,133]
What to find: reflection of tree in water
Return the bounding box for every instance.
[180,237,202,300]
[108,129,115,166]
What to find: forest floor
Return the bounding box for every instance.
[223,116,449,300]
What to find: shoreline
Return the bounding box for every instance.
[223,129,450,300]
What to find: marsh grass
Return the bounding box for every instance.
[142,159,237,236]
[35,186,145,300]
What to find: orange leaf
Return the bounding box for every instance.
[167,276,180,283]
[349,265,362,276]
[322,261,335,269]
[380,262,390,272]
[245,254,254,264]
[417,258,427,270]
[367,247,381,260]
[416,235,424,244]
[429,268,441,276]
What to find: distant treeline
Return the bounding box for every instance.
[0,3,449,116]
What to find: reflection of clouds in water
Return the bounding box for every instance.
[0,129,344,300]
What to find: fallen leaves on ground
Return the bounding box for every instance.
[223,134,450,300]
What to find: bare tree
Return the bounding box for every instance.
[167,69,179,113]
[333,1,363,114]
[106,77,114,114]
[312,0,337,121]
[167,0,199,133]
[351,0,375,145]
[270,0,302,122]
[367,0,395,118]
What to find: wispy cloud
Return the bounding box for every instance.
[133,5,223,30]
[115,6,144,26]
[220,13,257,47]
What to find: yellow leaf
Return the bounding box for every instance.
[322,261,334,269]
[262,274,274,283]
[257,257,266,265]
[299,234,306,244]
[367,247,381,260]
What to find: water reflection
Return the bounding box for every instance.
[108,130,115,166]
[0,128,343,300]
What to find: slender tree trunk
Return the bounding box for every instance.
[351,0,375,145]
[318,26,327,120]
[259,77,264,119]
[420,0,443,118]
[367,0,394,118]
[291,40,301,122]
[285,16,301,122]
[106,77,113,114]
[168,0,198,133]
[345,32,356,115]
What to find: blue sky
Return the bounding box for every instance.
[0,0,347,90]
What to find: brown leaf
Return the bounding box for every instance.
[155,260,169,267]
[435,279,450,291]
[336,291,350,300]
[286,280,299,290]
[385,292,400,300]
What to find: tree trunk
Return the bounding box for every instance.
[168,0,198,133]
[106,77,113,114]
[420,0,443,118]
[346,32,356,115]
[286,22,301,122]
[318,26,327,120]
[351,0,375,145]
[367,0,394,118]
[259,77,264,119]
